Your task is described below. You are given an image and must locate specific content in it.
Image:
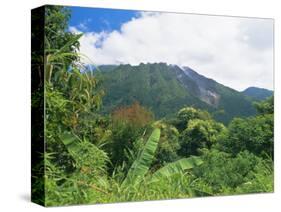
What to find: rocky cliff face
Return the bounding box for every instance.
[175,66,220,107]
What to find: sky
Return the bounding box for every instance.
[68,6,274,91]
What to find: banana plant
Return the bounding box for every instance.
[121,128,203,189]
[149,157,203,183]
[121,128,161,188]
[60,129,203,194]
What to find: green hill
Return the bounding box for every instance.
[97,63,257,123]
[242,87,273,101]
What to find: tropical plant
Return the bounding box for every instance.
[121,128,161,188]
[121,128,203,190]
[43,7,106,170]
[149,157,203,183]
[45,132,110,206]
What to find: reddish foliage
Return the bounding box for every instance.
[112,101,154,127]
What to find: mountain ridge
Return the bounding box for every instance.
[242,86,273,101]
[96,63,265,123]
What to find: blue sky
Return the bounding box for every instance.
[69,6,138,33]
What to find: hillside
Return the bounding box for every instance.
[242,87,273,100]
[97,63,257,123]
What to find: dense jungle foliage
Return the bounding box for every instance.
[31,6,274,206]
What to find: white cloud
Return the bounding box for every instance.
[70,12,273,91]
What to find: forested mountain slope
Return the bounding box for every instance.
[242,87,273,101]
[97,63,257,123]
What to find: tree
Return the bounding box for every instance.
[105,120,142,174]
[175,107,212,131]
[254,96,274,115]
[151,121,180,168]
[179,119,226,156]
[219,97,274,158]
[44,6,82,84]
[105,102,154,172]
[121,128,203,191]
[44,5,105,181]
[220,115,273,157]
[45,6,79,51]
[192,149,262,193]
[112,101,154,127]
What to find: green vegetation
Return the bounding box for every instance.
[98,63,257,124]
[99,63,211,119]
[242,87,273,101]
[31,6,274,206]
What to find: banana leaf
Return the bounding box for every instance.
[149,156,203,183]
[121,128,161,188]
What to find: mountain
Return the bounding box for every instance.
[242,87,273,101]
[97,63,257,124]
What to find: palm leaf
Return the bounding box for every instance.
[121,128,161,188]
